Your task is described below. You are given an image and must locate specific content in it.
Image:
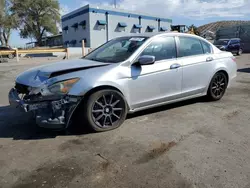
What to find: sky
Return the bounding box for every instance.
[9,0,250,47]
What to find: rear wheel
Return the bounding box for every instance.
[207,72,228,101]
[237,49,242,56]
[83,89,128,132]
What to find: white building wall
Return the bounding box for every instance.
[62,4,172,49]
[140,19,159,33]
[108,15,139,40]
[89,12,107,48]
[159,21,171,32]
[62,6,90,47]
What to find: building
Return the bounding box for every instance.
[25,34,63,48]
[61,4,172,48]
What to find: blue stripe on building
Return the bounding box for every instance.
[62,7,172,23]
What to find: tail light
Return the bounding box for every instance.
[231,56,237,63]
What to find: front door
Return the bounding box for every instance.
[128,36,182,110]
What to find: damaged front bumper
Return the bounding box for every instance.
[8,88,81,129]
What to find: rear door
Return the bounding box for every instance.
[177,36,215,97]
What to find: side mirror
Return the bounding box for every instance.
[137,55,155,65]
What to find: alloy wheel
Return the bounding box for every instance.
[211,73,226,98]
[91,94,123,128]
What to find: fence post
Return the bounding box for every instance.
[15,49,19,62]
[82,40,85,57]
[66,48,69,59]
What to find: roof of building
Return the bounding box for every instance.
[62,4,172,23]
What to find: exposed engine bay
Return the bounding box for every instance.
[9,82,82,129]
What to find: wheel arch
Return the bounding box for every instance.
[205,68,229,93]
[77,84,131,110]
[84,85,125,100]
[216,70,229,83]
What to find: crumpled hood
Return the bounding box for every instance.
[16,59,110,87]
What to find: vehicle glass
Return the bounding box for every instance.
[201,40,212,54]
[230,40,239,44]
[140,37,176,61]
[214,40,229,45]
[178,37,204,57]
[84,37,148,63]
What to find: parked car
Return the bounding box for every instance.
[0,46,16,59]
[214,38,243,55]
[9,33,237,132]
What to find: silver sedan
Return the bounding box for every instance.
[9,33,237,132]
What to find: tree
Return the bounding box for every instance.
[11,0,60,46]
[0,0,16,46]
[189,24,200,35]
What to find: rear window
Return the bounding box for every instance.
[230,39,240,44]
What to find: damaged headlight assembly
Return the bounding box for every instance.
[48,78,80,95]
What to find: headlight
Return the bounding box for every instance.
[48,78,79,95]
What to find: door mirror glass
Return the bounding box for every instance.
[138,55,155,65]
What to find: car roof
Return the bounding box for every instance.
[117,32,202,39]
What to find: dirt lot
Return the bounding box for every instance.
[0,55,250,188]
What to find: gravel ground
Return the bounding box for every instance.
[0,55,250,188]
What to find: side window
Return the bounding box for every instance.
[179,37,203,57]
[140,37,176,61]
[230,40,239,44]
[201,40,212,54]
[230,40,235,44]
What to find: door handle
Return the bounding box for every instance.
[170,63,181,69]
[206,57,213,62]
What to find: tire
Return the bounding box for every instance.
[8,54,14,59]
[207,72,228,101]
[83,89,128,132]
[237,49,243,56]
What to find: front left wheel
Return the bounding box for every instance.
[83,89,128,132]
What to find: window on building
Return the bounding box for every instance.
[63,26,69,34]
[71,23,78,32]
[140,37,177,61]
[70,40,77,47]
[79,38,87,46]
[160,27,167,32]
[79,20,86,30]
[147,26,155,32]
[178,37,204,57]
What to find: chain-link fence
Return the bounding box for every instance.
[216,24,250,53]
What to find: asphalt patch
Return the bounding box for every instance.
[135,141,177,164]
[11,158,82,188]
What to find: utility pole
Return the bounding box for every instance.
[114,0,116,8]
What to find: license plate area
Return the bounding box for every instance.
[28,102,49,111]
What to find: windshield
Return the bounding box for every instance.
[84,36,148,63]
[214,40,229,45]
